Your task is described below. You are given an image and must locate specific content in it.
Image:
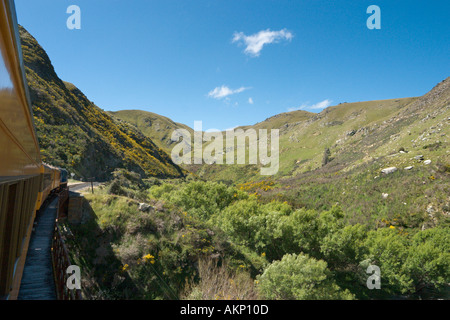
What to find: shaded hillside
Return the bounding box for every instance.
[19,26,185,180]
[109,110,193,154]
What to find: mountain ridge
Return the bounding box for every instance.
[110,85,449,180]
[111,85,448,183]
[19,25,185,180]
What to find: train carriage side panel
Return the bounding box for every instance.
[54,167,61,191]
[0,0,43,300]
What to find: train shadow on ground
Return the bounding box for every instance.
[60,193,141,299]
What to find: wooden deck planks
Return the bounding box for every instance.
[17,198,58,300]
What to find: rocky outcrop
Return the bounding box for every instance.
[381,167,397,174]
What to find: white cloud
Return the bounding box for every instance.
[232,28,293,57]
[207,85,250,99]
[248,97,254,104]
[288,99,333,112]
[309,99,333,110]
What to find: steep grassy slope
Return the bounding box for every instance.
[19,26,185,180]
[109,110,193,154]
[192,97,417,180]
[184,79,448,183]
[238,109,314,131]
[234,79,450,231]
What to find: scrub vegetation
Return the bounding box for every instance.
[63,171,449,300]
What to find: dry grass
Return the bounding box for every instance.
[182,257,259,300]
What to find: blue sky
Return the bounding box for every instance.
[15,0,449,130]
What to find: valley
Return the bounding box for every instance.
[18,24,449,301]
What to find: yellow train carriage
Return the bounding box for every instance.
[35,163,61,212]
[0,0,46,300]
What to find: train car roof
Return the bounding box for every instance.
[42,163,60,170]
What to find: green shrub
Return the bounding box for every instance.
[405,227,449,292]
[363,228,413,294]
[107,179,126,196]
[320,224,369,269]
[155,181,248,220]
[214,197,262,248]
[149,183,176,199]
[256,253,354,300]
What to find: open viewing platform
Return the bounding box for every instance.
[17,198,58,300]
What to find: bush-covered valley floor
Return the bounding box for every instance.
[62,165,449,300]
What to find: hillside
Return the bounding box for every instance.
[108,79,449,229]
[109,79,449,186]
[181,81,449,182]
[109,110,193,154]
[19,26,185,180]
[185,97,415,180]
[188,78,448,229]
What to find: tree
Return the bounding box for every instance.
[322,148,331,166]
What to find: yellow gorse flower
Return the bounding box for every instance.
[143,254,154,260]
[143,253,156,264]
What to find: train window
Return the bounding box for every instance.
[43,173,52,189]
[0,184,8,290]
[0,183,17,295]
